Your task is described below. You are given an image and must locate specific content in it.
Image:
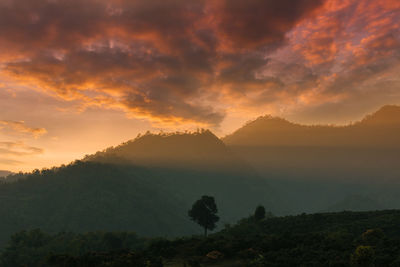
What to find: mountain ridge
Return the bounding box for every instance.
[223,105,400,147]
[0,130,275,248]
[1,104,400,248]
[85,129,255,175]
[0,170,12,178]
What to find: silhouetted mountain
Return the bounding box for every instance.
[0,170,12,178]
[86,130,251,172]
[360,105,400,126]
[0,131,275,248]
[224,105,400,147]
[2,106,399,249]
[85,130,276,220]
[223,105,400,213]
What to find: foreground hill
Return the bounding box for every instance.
[0,131,274,247]
[223,105,400,213]
[3,210,400,266]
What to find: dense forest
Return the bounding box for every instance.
[0,132,274,248]
[2,209,400,266]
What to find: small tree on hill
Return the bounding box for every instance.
[254,205,266,221]
[188,195,219,237]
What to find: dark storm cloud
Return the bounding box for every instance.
[4,0,399,126]
[215,0,324,49]
[0,0,325,126]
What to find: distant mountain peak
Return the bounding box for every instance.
[223,105,400,147]
[360,105,400,125]
[85,129,246,171]
[0,170,12,178]
[249,115,292,125]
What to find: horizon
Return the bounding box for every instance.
[1,0,400,172]
[1,103,399,173]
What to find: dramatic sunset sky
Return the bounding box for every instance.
[0,0,399,172]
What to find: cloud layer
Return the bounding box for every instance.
[0,120,47,138]
[0,0,399,126]
[0,141,44,167]
[0,141,43,156]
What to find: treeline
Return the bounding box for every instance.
[0,156,274,247]
[3,210,400,266]
[0,230,148,267]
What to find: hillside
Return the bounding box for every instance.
[0,131,275,248]
[1,106,399,251]
[3,210,400,266]
[224,105,400,147]
[85,130,251,173]
[84,130,276,216]
[0,162,192,246]
[223,105,400,213]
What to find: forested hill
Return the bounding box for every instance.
[0,170,12,178]
[223,105,400,147]
[221,105,400,214]
[85,129,252,173]
[0,131,275,248]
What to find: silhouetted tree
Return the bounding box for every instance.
[254,205,266,221]
[188,196,219,237]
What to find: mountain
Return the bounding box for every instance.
[0,170,12,178]
[85,130,277,222]
[2,106,399,248]
[223,105,400,213]
[224,105,400,147]
[86,130,251,172]
[0,131,275,248]
[360,105,400,126]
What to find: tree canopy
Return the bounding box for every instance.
[188,195,219,236]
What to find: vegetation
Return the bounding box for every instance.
[188,196,219,237]
[0,230,148,267]
[3,210,400,266]
[0,131,273,248]
[254,205,266,221]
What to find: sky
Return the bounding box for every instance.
[0,0,399,172]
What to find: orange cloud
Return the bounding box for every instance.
[0,120,47,138]
[0,0,399,127]
[0,141,44,156]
